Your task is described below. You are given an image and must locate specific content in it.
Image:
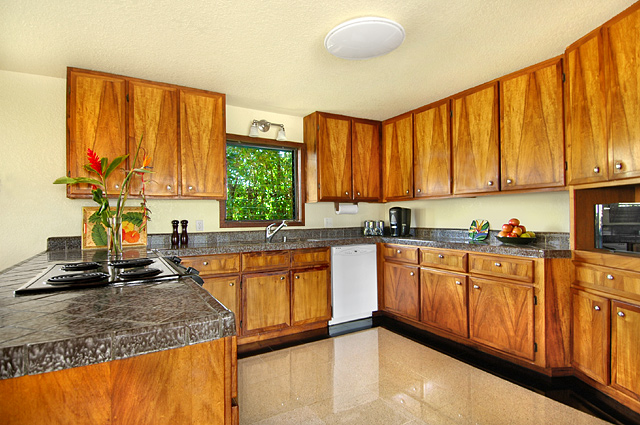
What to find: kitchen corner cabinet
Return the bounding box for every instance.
[452,82,500,195]
[66,69,127,196]
[303,112,381,202]
[413,99,452,197]
[499,57,565,190]
[382,112,414,201]
[180,89,226,198]
[128,80,179,196]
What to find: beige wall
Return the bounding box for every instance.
[0,69,570,271]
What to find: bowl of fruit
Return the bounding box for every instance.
[496,218,536,245]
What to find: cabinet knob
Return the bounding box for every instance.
[397,250,401,254]
[345,191,349,196]
[357,192,361,196]
[188,185,194,190]
[410,272,415,276]
[607,274,614,280]
[167,185,172,190]
[229,282,234,286]
[618,311,626,317]
[593,166,600,174]
[594,305,601,311]
[506,179,513,184]
[473,284,480,289]
[406,190,410,194]
[114,184,120,189]
[615,162,623,170]
[438,254,444,259]
[455,280,462,285]
[494,262,502,267]
[417,189,421,193]
[295,275,299,279]
[487,181,494,186]
[280,276,285,280]
[203,261,209,266]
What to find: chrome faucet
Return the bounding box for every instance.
[265,220,287,243]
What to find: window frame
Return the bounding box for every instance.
[219,133,306,228]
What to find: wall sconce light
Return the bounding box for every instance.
[249,119,287,141]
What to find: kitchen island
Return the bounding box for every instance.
[0,248,237,425]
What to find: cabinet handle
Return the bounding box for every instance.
[455,280,462,285]
[438,254,444,259]
[417,189,421,193]
[203,261,209,266]
[229,282,234,286]
[607,274,614,280]
[618,311,626,317]
[280,276,285,280]
[166,185,172,190]
[487,181,494,186]
[188,185,194,190]
[615,162,623,170]
[357,192,361,196]
[114,184,120,189]
[397,250,401,254]
[594,305,600,311]
[473,285,480,289]
[410,272,415,276]
[345,191,349,196]
[506,179,513,184]
[494,262,502,267]
[593,166,600,174]
[406,190,410,194]
[295,275,299,279]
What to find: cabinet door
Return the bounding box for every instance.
[420,269,468,337]
[571,289,610,385]
[179,89,226,198]
[452,82,500,194]
[413,99,452,197]
[352,118,381,201]
[605,5,640,180]
[291,267,331,326]
[469,277,535,360]
[565,30,608,184]
[383,262,419,320]
[318,113,352,201]
[611,301,640,400]
[242,271,290,335]
[382,113,413,200]
[128,80,179,197]
[203,275,241,334]
[67,69,126,197]
[500,58,565,190]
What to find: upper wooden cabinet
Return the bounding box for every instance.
[452,82,500,195]
[500,57,565,190]
[382,112,413,201]
[604,4,640,180]
[128,80,179,197]
[180,89,226,199]
[413,99,452,197]
[565,29,608,185]
[66,69,127,197]
[304,112,381,202]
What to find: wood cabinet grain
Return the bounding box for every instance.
[242,250,290,272]
[500,57,565,190]
[242,271,290,335]
[383,261,419,320]
[291,267,331,326]
[203,275,241,332]
[420,269,468,337]
[469,253,534,283]
[317,113,352,201]
[611,300,640,401]
[352,118,382,201]
[419,247,467,273]
[452,82,500,194]
[382,112,414,200]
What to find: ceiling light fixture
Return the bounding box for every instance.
[249,119,287,141]
[324,17,405,60]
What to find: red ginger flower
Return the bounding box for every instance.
[87,148,103,176]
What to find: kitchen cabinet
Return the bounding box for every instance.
[413,99,452,197]
[469,276,535,361]
[420,269,468,338]
[291,267,331,326]
[611,301,640,400]
[66,68,127,197]
[452,82,500,195]
[303,112,381,202]
[242,271,291,335]
[605,4,640,180]
[128,80,179,196]
[383,261,419,321]
[179,88,226,198]
[382,112,413,201]
[571,288,610,385]
[565,29,608,185]
[499,57,565,190]
[242,250,290,273]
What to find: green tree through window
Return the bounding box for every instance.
[225,143,296,221]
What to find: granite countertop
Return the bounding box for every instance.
[0,249,236,380]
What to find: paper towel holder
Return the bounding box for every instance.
[334,202,359,214]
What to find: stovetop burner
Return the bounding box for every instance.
[61,262,101,272]
[118,267,162,280]
[109,258,154,269]
[47,272,109,285]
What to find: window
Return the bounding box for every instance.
[220,134,305,227]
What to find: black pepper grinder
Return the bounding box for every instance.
[180,220,188,246]
[171,220,180,247]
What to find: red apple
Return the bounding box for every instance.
[502,223,514,233]
[497,230,508,237]
[512,226,523,236]
[506,232,518,237]
[518,224,527,233]
[508,218,520,226]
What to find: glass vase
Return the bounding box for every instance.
[107,216,123,258]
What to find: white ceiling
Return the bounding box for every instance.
[0,0,636,121]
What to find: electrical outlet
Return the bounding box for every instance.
[196,220,204,231]
[324,217,333,228]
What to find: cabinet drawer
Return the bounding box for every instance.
[382,244,419,264]
[291,247,330,268]
[180,254,240,275]
[469,254,534,283]
[420,248,467,272]
[242,250,290,272]
[574,263,640,298]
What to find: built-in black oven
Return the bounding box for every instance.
[595,203,640,254]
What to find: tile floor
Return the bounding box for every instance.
[238,328,610,425]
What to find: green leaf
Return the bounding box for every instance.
[122,212,144,227]
[84,164,102,175]
[53,176,103,186]
[88,211,102,224]
[103,155,128,179]
[91,223,108,246]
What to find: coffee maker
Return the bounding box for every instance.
[389,207,411,236]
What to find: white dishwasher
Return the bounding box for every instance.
[329,245,378,326]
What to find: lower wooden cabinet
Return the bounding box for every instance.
[420,269,468,338]
[242,271,291,335]
[469,277,535,361]
[611,301,640,400]
[383,261,419,320]
[202,275,241,333]
[291,267,331,326]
